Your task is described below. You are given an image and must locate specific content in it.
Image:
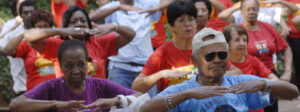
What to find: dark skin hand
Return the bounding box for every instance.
[229,80,265,94]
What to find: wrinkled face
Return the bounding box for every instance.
[229,30,248,55]
[171,14,197,39]
[60,47,88,88]
[241,0,259,24]
[194,2,209,31]
[21,6,35,20]
[193,43,228,80]
[34,20,51,28]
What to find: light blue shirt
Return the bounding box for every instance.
[102,0,161,72]
[156,75,273,112]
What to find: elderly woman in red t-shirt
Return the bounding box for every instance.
[240,0,293,81]
[223,24,280,80]
[24,6,135,79]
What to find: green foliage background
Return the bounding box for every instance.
[0,0,99,102]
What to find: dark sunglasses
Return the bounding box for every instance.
[205,51,228,62]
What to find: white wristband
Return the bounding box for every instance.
[112,23,118,32]
[117,95,128,108]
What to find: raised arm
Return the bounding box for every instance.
[9,95,86,112]
[218,5,240,23]
[89,4,141,22]
[293,14,300,31]
[89,23,136,49]
[275,0,298,15]
[4,32,24,55]
[140,86,229,112]
[24,28,88,52]
[210,0,225,13]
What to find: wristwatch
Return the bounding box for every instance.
[262,80,272,94]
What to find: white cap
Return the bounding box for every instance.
[192,27,228,55]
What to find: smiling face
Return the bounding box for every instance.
[228,30,248,56]
[241,0,259,24]
[192,43,228,82]
[60,47,88,88]
[194,2,209,31]
[171,14,197,40]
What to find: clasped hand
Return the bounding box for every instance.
[55,97,119,112]
[189,80,266,99]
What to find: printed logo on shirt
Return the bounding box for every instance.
[214,105,237,112]
[35,53,55,75]
[254,40,269,55]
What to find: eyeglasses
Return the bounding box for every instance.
[205,51,228,62]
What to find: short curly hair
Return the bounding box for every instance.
[24,9,53,29]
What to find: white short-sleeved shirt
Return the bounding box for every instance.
[233,7,282,26]
[0,19,16,37]
[0,23,27,93]
[102,0,161,72]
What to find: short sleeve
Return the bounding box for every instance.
[265,23,289,52]
[14,41,30,58]
[147,0,161,22]
[93,33,117,57]
[40,37,63,60]
[246,92,272,110]
[254,57,271,78]
[155,85,181,97]
[141,49,164,76]
[102,79,136,98]
[24,81,50,100]
[101,1,120,23]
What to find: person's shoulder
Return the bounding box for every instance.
[225,74,264,82]
[86,76,109,85]
[153,41,174,55]
[41,77,64,88]
[257,21,274,28]
[167,75,198,91]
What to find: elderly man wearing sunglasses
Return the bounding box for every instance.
[140,28,299,112]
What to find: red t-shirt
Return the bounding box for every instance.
[151,13,167,48]
[285,0,300,38]
[40,34,117,79]
[141,41,193,92]
[228,55,271,78]
[14,41,56,91]
[51,0,86,27]
[241,21,288,70]
[207,0,233,31]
